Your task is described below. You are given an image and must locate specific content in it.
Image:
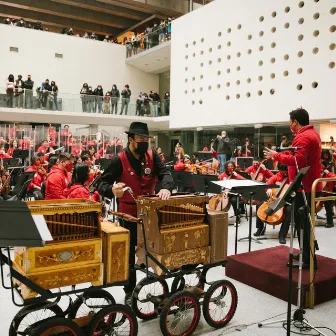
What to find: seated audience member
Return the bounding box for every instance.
[245,158,273,182]
[45,153,74,200]
[0,145,11,158]
[63,163,91,199]
[25,155,46,199]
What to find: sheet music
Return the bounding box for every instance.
[32,215,53,243]
[211,179,267,189]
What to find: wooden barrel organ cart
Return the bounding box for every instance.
[1,199,138,336]
[112,194,238,336]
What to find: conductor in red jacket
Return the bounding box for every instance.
[97,122,174,305]
[264,108,322,269]
[45,152,75,200]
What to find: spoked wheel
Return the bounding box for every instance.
[27,318,83,336]
[171,270,205,293]
[160,290,200,336]
[202,280,238,328]
[86,304,138,336]
[68,288,116,319]
[9,303,63,336]
[131,277,169,320]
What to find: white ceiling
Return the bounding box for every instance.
[126,41,171,74]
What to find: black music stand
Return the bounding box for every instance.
[13,150,29,166]
[197,151,213,161]
[236,157,253,170]
[171,171,193,192]
[96,158,109,170]
[237,171,251,180]
[193,174,220,195]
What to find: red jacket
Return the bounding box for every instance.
[274,125,322,192]
[45,166,70,200]
[245,165,273,182]
[267,172,289,186]
[0,153,11,158]
[37,146,48,154]
[323,171,336,192]
[64,184,90,199]
[25,166,45,191]
[219,172,245,180]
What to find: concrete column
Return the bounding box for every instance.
[90,124,99,134]
[188,0,193,12]
[193,130,198,153]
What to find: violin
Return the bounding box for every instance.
[251,160,266,182]
[38,166,47,175]
[0,159,11,195]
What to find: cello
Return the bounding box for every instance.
[257,178,289,225]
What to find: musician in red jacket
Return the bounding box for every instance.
[245,159,273,182]
[254,164,291,244]
[25,155,46,199]
[0,145,11,159]
[97,122,174,305]
[321,161,335,228]
[45,153,75,200]
[63,163,91,199]
[264,108,323,269]
[37,140,50,155]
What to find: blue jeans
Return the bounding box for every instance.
[218,154,227,173]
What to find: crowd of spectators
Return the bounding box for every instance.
[3,17,46,31]
[5,74,59,110]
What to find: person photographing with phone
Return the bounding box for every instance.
[97,122,174,304]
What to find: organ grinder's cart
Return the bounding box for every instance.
[0,199,138,336]
[110,193,238,336]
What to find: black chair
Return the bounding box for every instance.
[7,179,33,201]
[10,172,35,197]
[41,182,46,199]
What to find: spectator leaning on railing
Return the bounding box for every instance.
[14,74,24,108]
[24,75,34,109]
[93,85,104,113]
[41,79,52,110]
[120,85,131,115]
[51,81,59,110]
[164,91,170,115]
[5,74,15,108]
[110,84,120,114]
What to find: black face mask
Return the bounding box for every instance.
[134,141,148,155]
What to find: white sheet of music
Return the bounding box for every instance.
[211,180,267,189]
[32,215,53,243]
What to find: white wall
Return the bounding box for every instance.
[0,24,158,102]
[170,0,336,129]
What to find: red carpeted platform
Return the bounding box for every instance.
[226,246,336,306]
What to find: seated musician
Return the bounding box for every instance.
[219,161,246,217]
[25,155,46,200]
[71,140,84,157]
[0,145,11,158]
[88,145,96,165]
[45,152,75,200]
[37,140,51,155]
[321,160,335,228]
[254,164,291,244]
[7,139,20,157]
[96,122,174,305]
[63,163,91,199]
[245,158,274,182]
[173,154,192,171]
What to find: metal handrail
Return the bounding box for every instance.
[307,177,336,308]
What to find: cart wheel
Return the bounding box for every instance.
[68,288,116,319]
[9,303,63,336]
[171,270,205,293]
[27,317,83,335]
[86,304,138,336]
[131,277,169,320]
[202,280,238,328]
[160,290,200,336]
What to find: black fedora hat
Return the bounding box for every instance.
[125,122,152,138]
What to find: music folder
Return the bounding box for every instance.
[0,201,53,247]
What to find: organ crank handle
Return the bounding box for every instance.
[108,210,139,223]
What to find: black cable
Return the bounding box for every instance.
[282,319,336,335]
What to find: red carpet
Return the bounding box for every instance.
[226,246,336,306]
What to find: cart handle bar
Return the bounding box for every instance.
[108,210,139,223]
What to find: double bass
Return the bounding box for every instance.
[257,178,289,225]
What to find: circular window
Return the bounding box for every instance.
[331,8,336,15]
[227,28,232,33]
[248,34,252,40]
[199,99,203,104]
[270,89,275,95]
[285,6,290,13]
[297,68,303,74]
[330,25,336,33]
[209,60,212,65]
[192,101,195,105]
[218,32,222,37]
[258,90,262,96]
[236,66,241,71]
[192,76,195,81]
[329,62,335,69]
[237,52,241,57]
[236,80,240,85]
[201,38,205,43]
[284,54,289,60]
[313,47,319,54]
[313,30,319,37]
[272,11,277,18]
[217,84,221,89]
[227,68,231,73]
[192,53,195,57]
[200,74,203,79]
[298,51,304,57]
[259,60,263,66]
[226,82,230,87]
[270,73,275,79]
[200,62,203,67]
[236,94,240,99]
[246,92,251,98]
[226,95,230,100]
[259,31,264,37]
[185,55,188,59]
[259,16,264,22]
[259,45,264,51]
[227,41,231,47]
[298,1,304,8]
[217,71,221,76]
[227,55,231,60]
[185,67,188,71]
[218,44,222,50]
[200,87,203,92]
[298,18,304,24]
[271,42,276,48]
[330,43,336,50]
[193,41,196,46]
[271,27,276,33]
[297,84,303,90]
[298,34,304,41]
[209,47,213,52]
[218,58,222,63]
[184,90,188,94]
[258,76,263,81]
[185,43,189,48]
[247,78,252,83]
[247,49,252,54]
[237,24,242,30]
[313,13,320,20]
[271,57,276,63]
[200,50,204,55]
[284,70,289,77]
[185,78,188,83]
[192,89,195,93]
[284,22,290,29]
[312,82,318,88]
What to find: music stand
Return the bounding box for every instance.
[96,158,109,170]
[13,150,29,165]
[197,151,213,161]
[236,157,253,170]
[171,171,193,192]
[193,174,220,195]
[237,171,251,180]
[81,150,89,157]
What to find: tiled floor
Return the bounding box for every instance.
[1,209,336,335]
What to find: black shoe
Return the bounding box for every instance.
[124,292,132,306]
[325,223,334,228]
[279,236,286,244]
[253,227,265,237]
